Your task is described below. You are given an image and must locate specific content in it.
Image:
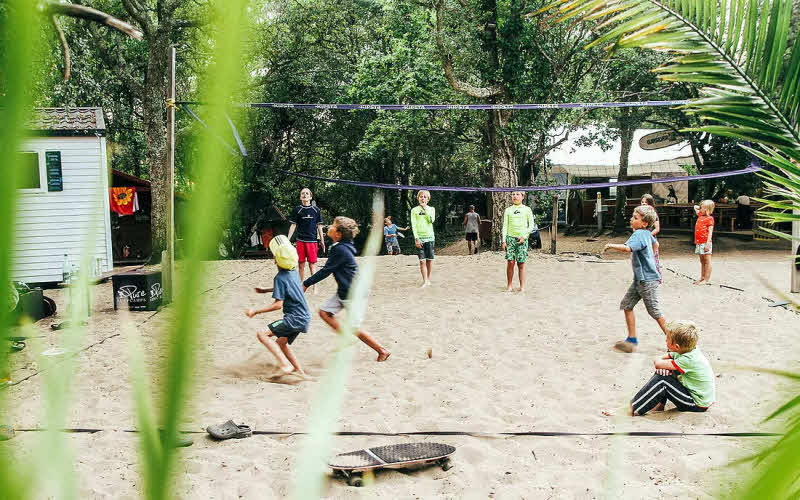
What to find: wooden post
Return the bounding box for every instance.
[164,46,176,304]
[792,212,799,293]
[550,195,558,255]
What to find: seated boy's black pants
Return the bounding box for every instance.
[631,372,706,415]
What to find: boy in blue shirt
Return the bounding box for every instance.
[383,216,408,255]
[303,216,391,362]
[604,205,668,352]
[245,235,310,375]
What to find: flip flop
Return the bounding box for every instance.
[0,425,15,441]
[206,420,252,440]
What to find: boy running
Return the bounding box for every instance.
[303,217,391,362]
[245,235,310,375]
[604,204,668,352]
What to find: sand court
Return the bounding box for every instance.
[2,236,798,498]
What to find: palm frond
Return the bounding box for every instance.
[536,0,800,171]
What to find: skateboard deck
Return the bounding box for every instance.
[329,442,455,486]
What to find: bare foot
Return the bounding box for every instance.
[602,405,635,417]
[377,350,391,362]
[518,288,526,293]
[693,279,706,285]
[279,364,294,374]
[505,286,513,292]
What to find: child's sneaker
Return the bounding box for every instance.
[614,338,638,353]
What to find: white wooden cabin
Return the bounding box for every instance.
[13,108,113,284]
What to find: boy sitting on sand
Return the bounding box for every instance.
[604,204,668,352]
[303,216,391,362]
[245,235,310,375]
[628,320,715,415]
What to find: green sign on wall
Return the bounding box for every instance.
[45,151,62,192]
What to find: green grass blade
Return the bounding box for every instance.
[136,2,252,499]
[0,1,39,498]
[291,194,385,499]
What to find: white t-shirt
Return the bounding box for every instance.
[736,195,750,206]
[465,212,480,233]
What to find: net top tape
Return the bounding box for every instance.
[176,100,690,111]
[278,165,761,193]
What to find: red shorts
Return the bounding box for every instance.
[296,241,319,263]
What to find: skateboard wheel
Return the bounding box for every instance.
[347,476,363,487]
[440,459,453,471]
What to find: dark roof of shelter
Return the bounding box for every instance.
[29,107,106,136]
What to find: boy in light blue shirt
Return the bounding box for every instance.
[604,205,668,352]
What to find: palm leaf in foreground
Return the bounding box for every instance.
[535,0,800,234]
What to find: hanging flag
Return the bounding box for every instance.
[110,187,137,215]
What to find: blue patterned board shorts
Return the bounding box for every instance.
[505,236,528,263]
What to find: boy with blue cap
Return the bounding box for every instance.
[245,235,311,375]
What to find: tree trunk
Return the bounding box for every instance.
[144,30,170,263]
[614,124,635,232]
[488,109,517,249]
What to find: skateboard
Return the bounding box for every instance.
[329,442,455,487]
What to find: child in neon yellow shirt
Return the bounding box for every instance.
[501,191,534,292]
[410,190,436,288]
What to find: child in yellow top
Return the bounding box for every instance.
[501,191,534,292]
[410,190,436,288]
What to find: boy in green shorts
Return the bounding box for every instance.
[502,191,534,292]
[410,190,436,288]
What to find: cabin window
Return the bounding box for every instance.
[16,152,43,190]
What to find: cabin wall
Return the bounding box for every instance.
[13,136,113,283]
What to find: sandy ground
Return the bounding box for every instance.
[3,233,799,499]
